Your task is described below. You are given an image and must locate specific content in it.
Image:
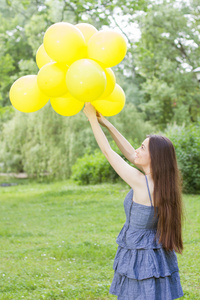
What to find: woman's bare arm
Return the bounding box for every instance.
[97,113,141,168]
[84,103,143,189]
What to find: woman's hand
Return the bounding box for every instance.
[83,102,97,121]
[96,111,108,128]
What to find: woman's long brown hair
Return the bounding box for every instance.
[148,135,183,254]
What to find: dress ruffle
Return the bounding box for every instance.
[116,224,162,249]
[113,246,179,280]
[110,270,184,300]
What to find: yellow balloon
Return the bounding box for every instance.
[43,22,87,64]
[9,75,49,113]
[92,84,125,116]
[75,23,98,44]
[100,67,116,98]
[50,93,84,116]
[36,44,53,69]
[66,59,106,102]
[88,30,127,68]
[37,62,68,97]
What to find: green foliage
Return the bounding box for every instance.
[0,106,15,129]
[164,121,200,194]
[0,0,199,186]
[71,149,119,185]
[0,0,199,130]
[0,52,15,102]
[133,0,200,128]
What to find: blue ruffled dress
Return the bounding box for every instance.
[109,176,184,300]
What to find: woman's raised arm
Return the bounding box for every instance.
[83,103,143,189]
[97,112,141,167]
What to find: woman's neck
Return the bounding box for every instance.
[143,166,151,176]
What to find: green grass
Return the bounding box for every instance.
[0,179,199,299]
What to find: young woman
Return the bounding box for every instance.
[83,103,184,300]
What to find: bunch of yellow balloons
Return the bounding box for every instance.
[9,22,127,116]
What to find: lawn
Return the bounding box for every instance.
[0,179,199,299]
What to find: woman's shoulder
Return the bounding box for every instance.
[131,175,154,207]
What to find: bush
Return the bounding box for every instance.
[164,121,200,194]
[71,149,120,185]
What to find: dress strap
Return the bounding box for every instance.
[145,175,153,206]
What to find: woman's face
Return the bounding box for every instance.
[134,138,151,168]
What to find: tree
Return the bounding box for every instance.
[132,0,200,128]
[1,0,199,129]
